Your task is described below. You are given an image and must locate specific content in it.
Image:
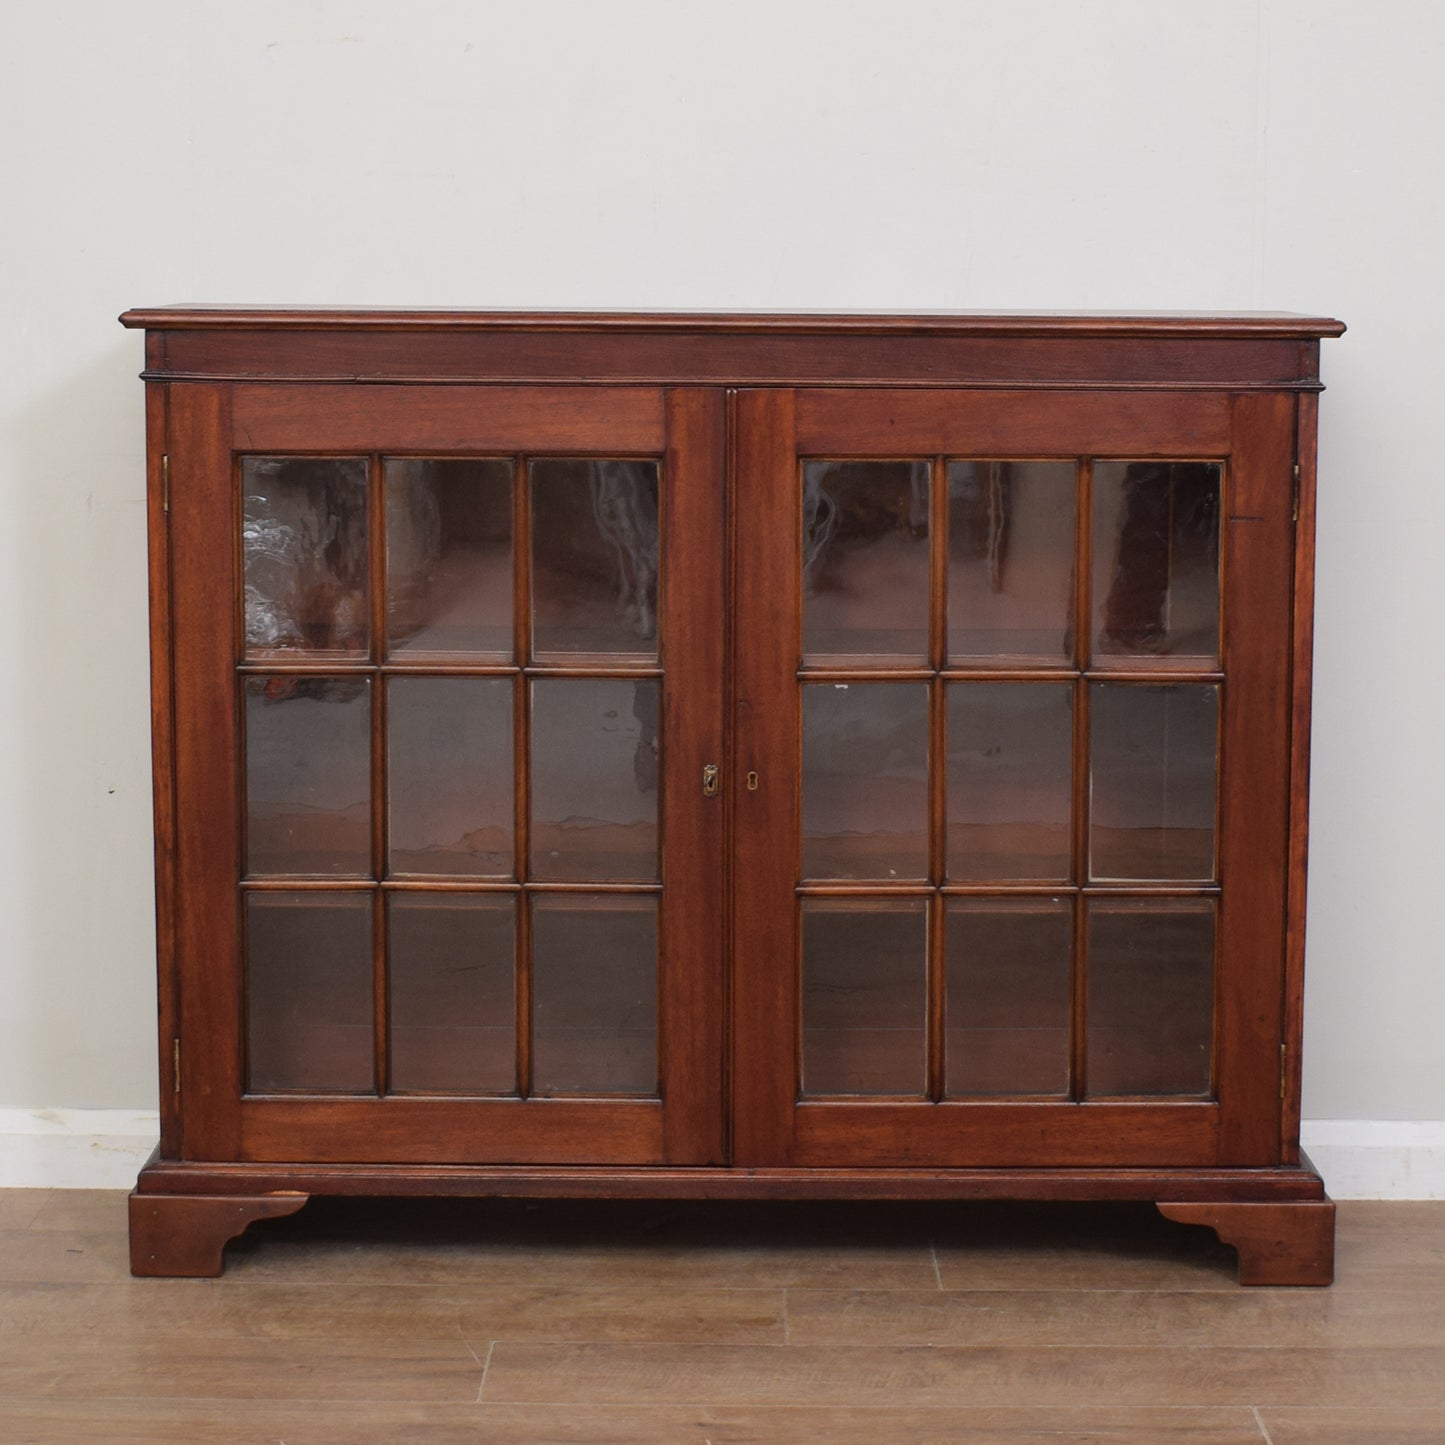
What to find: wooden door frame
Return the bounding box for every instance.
[729,387,1297,1169]
[167,381,727,1167]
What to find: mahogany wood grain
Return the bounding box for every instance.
[511,455,533,1100]
[658,389,728,1164]
[729,390,801,1166]
[133,1160,1327,1204]
[238,1098,665,1166]
[230,383,664,452]
[128,309,1342,1283]
[128,1189,309,1277]
[144,357,179,1156]
[1157,1200,1336,1286]
[167,383,243,1162]
[144,332,1327,392]
[1214,393,1297,1165]
[786,1101,1220,1169]
[795,389,1232,457]
[1283,393,1319,1164]
[1070,461,1094,1102]
[120,307,1349,335]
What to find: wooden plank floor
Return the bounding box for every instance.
[1,1191,1442,1441]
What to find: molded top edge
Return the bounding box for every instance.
[119,306,1347,339]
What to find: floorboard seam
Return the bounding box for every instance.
[476,1340,496,1404]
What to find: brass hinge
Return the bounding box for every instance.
[173,1037,181,1095]
[1291,463,1301,523]
[161,453,171,514]
[1280,1042,1289,1101]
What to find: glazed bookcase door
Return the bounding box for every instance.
[168,383,726,1166]
[731,388,1296,1169]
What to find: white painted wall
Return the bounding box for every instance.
[1,2,1441,1172]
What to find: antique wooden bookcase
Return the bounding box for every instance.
[121,308,1344,1281]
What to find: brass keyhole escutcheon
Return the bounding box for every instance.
[746,771,760,791]
[702,763,720,797]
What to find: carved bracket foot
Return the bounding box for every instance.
[129,1191,310,1277]
[1158,1200,1336,1286]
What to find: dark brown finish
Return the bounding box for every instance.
[127,1188,309,1277]
[143,354,179,1157]
[1157,1200,1336,1286]
[121,309,1344,393]
[119,307,1348,333]
[130,1158,1328,1203]
[730,389,800,1165]
[127,308,1341,1281]
[1216,393,1297,1163]
[1282,394,1320,1165]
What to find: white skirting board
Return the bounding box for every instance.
[0,1111,1443,1196]
[1299,1121,1445,1201]
[0,1110,160,1190]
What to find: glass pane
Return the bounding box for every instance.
[947,682,1072,881]
[803,461,930,662]
[948,461,1075,663]
[385,458,513,658]
[246,892,373,1092]
[532,894,657,1095]
[802,682,929,880]
[245,677,371,876]
[388,678,512,878]
[1087,898,1215,1096]
[530,678,659,882]
[946,898,1071,1097]
[242,457,368,656]
[531,459,659,659]
[802,898,927,1096]
[1090,683,1218,881]
[388,894,515,1094]
[1093,461,1221,660]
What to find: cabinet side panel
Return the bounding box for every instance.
[169,385,243,1160]
[1216,392,1296,1164]
[1283,390,1319,1163]
[731,390,801,1165]
[659,389,729,1164]
[146,364,178,1154]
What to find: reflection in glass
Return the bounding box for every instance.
[532,894,657,1095]
[531,459,659,659]
[802,683,929,880]
[1087,898,1215,1096]
[946,898,1072,1097]
[245,677,371,876]
[386,458,513,657]
[802,899,927,1096]
[242,457,369,656]
[803,460,930,661]
[947,682,1072,880]
[948,461,1075,662]
[388,678,512,877]
[388,894,515,1094]
[530,679,659,882]
[1093,461,1221,660]
[246,892,373,1092]
[1090,683,1218,881]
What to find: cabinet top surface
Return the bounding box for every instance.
[119,306,1346,338]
